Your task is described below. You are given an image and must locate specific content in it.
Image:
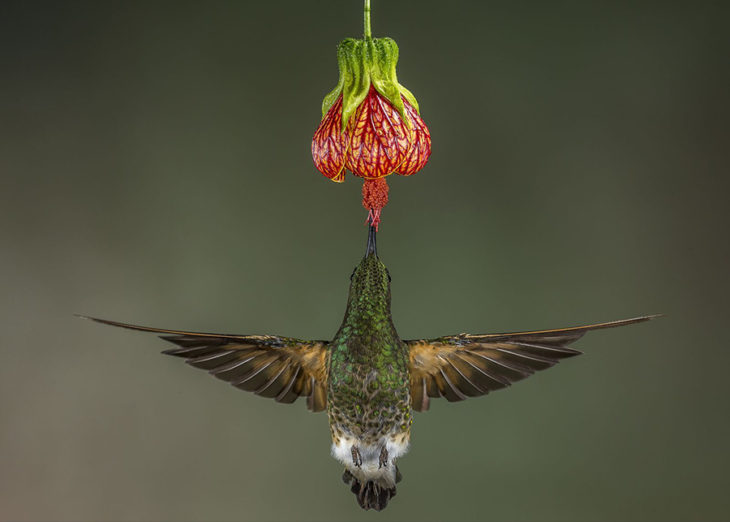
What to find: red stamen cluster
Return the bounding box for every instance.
[312,86,431,226]
[362,178,389,230]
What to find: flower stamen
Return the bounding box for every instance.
[362,178,389,231]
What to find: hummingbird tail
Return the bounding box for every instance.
[341,466,402,511]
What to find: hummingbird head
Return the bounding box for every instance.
[348,225,391,306]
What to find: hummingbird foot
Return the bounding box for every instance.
[378,446,388,469]
[351,446,363,467]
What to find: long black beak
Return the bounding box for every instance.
[365,225,377,257]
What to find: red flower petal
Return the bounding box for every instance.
[396,99,431,176]
[346,87,413,180]
[312,96,348,182]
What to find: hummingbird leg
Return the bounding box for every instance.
[379,446,388,469]
[351,446,362,467]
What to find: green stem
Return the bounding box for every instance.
[364,0,372,39]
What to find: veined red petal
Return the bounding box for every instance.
[312,96,348,182]
[396,99,431,176]
[346,87,413,180]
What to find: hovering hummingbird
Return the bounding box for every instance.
[83,226,657,511]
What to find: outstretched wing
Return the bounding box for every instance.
[83,316,329,412]
[407,315,659,412]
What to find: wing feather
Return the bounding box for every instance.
[82,316,329,412]
[276,365,302,404]
[407,315,659,411]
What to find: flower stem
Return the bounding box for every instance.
[364,0,372,39]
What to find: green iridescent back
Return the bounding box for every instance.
[327,252,412,443]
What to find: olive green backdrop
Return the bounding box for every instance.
[1,1,728,521]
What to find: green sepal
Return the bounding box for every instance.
[340,38,372,132]
[396,83,419,115]
[320,37,420,131]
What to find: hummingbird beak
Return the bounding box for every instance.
[365,225,378,257]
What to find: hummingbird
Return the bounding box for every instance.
[83,226,657,511]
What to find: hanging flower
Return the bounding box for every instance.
[312,36,431,229]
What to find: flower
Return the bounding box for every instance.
[313,85,430,182]
[312,37,431,228]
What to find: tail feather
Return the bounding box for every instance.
[342,468,401,511]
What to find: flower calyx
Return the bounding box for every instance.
[321,37,420,132]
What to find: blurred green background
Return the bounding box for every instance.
[2,1,728,521]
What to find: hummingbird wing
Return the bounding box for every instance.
[82,316,329,412]
[406,315,659,411]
